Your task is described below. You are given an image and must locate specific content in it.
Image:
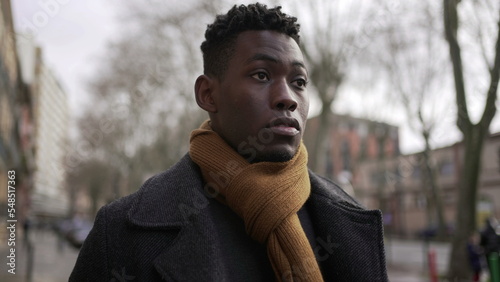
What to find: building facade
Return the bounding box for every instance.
[0,0,21,185]
[0,0,72,230]
[304,113,400,196]
[0,0,36,238]
[17,36,70,218]
[356,132,500,237]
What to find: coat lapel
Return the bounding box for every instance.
[151,209,227,281]
[308,173,388,282]
[126,154,227,281]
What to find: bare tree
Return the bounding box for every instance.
[289,0,372,174]
[67,158,115,216]
[443,0,500,279]
[70,1,225,211]
[371,0,449,239]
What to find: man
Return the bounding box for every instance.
[70,3,388,281]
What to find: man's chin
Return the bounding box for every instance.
[251,149,296,163]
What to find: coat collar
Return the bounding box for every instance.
[126,154,229,280]
[127,154,204,229]
[307,173,388,281]
[126,154,364,229]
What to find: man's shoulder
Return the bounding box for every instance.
[308,170,363,209]
[97,154,202,222]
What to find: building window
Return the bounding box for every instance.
[412,166,421,179]
[416,194,427,209]
[440,160,454,176]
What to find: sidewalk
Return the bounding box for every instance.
[385,238,450,282]
[0,228,79,282]
[388,263,427,282]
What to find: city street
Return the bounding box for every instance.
[386,237,450,282]
[0,230,463,282]
[0,229,79,282]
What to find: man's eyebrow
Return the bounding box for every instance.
[247,53,307,72]
[292,61,307,71]
[246,53,279,64]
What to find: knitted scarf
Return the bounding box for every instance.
[189,120,323,282]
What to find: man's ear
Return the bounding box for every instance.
[194,74,218,113]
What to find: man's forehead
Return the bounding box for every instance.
[245,52,307,71]
[234,32,305,64]
[235,30,301,52]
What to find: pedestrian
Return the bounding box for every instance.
[69,3,388,281]
[480,218,500,279]
[467,232,483,282]
[22,217,31,245]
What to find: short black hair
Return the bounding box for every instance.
[200,3,301,79]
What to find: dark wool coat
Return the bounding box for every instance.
[69,154,388,282]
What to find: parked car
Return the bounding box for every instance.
[55,217,93,248]
[417,224,455,239]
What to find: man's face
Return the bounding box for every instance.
[209,30,309,163]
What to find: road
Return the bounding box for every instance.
[386,237,451,272]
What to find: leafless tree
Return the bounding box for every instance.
[443,0,500,280]
[288,0,372,174]
[70,1,225,211]
[371,0,449,239]
[67,158,115,216]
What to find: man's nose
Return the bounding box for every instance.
[272,80,298,111]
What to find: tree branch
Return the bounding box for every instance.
[479,7,500,129]
[471,3,494,73]
[443,0,471,133]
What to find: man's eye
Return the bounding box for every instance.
[293,79,308,88]
[252,72,269,81]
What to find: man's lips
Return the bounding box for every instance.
[269,125,299,136]
[267,117,300,136]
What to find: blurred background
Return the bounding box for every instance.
[0,0,499,281]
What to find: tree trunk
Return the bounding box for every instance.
[422,133,447,240]
[90,184,100,218]
[67,180,77,218]
[443,0,500,279]
[447,126,485,280]
[310,102,332,174]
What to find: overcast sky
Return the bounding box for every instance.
[11,0,119,114]
[9,0,500,154]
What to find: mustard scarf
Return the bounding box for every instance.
[189,120,324,281]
